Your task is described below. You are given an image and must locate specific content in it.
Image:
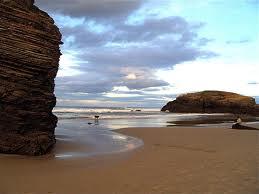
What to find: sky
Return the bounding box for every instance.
[36,0,259,107]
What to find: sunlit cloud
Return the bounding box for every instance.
[125,73,137,80]
[156,59,259,96]
[104,92,143,98]
[57,53,83,77]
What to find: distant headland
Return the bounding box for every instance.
[161,91,259,116]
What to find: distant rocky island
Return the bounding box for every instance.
[161,91,259,116]
[0,0,62,155]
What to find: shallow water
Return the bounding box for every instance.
[52,111,259,159]
[53,122,143,159]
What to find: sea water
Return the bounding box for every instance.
[54,106,244,129]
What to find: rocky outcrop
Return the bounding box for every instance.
[232,123,259,130]
[0,0,62,155]
[161,91,259,116]
[253,105,259,115]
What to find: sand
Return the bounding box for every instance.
[0,127,258,194]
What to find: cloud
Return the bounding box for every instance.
[248,82,259,85]
[61,16,215,76]
[56,98,169,108]
[156,60,259,97]
[54,14,215,102]
[59,16,209,49]
[123,79,168,90]
[226,39,250,44]
[35,0,144,20]
[55,66,169,97]
[104,92,143,98]
[56,75,114,94]
[35,0,218,107]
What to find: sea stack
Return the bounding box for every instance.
[0,0,62,155]
[161,91,259,116]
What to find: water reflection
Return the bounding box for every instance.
[1,112,258,160]
[53,122,143,159]
[54,113,259,159]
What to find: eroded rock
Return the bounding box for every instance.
[232,123,259,130]
[161,91,259,116]
[0,0,62,155]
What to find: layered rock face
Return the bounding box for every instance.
[161,91,259,116]
[0,0,62,155]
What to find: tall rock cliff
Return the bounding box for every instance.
[0,0,62,155]
[161,91,259,116]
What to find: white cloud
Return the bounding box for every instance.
[104,92,143,98]
[156,59,259,96]
[126,73,137,80]
[56,99,149,107]
[57,99,129,107]
[57,53,84,77]
[112,86,131,92]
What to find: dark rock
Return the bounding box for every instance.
[0,0,62,155]
[253,105,259,115]
[232,123,259,130]
[161,91,259,116]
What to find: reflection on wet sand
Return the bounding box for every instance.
[52,122,143,159]
[1,113,257,160]
[52,113,258,159]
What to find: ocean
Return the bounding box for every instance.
[54,106,161,120]
[54,106,259,129]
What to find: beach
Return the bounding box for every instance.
[0,125,258,194]
[1,1,258,194]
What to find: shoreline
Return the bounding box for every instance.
[0,126,258,194]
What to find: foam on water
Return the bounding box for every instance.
[53,106,161,119]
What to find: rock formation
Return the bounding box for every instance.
[0,0,62,155]
[232,123,259,130]
[161,91,259,116]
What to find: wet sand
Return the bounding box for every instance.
[0,126,258,194]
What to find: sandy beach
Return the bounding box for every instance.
[1,1,258,194]
[0,126,258,194]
